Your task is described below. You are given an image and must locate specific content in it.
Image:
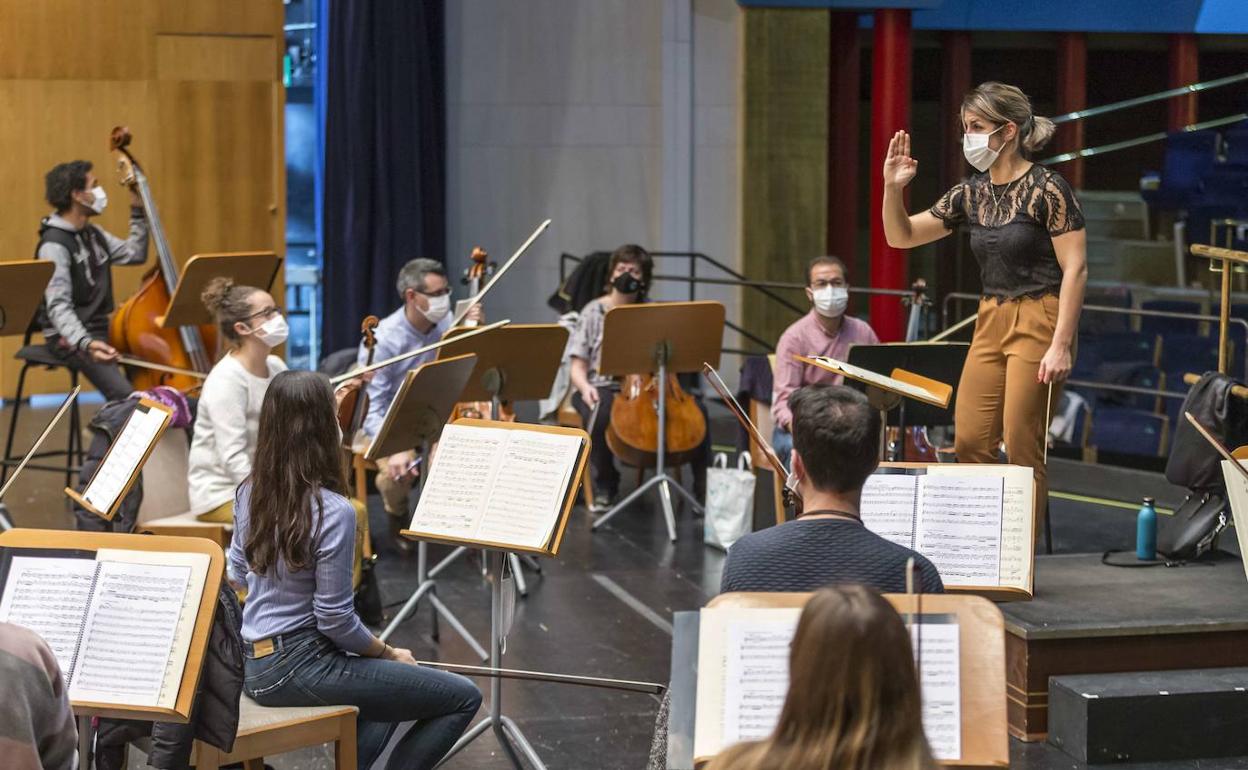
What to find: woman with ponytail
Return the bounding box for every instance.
[880,82,1086,535]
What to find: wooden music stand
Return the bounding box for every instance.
[0,260,54,336]
[435,324,569,596]
[592,301,726,541]
[798,354,952,461]
[703,591,1008,768]
[366,354,488,660]
[0,529,224,767]
[65,398,174,521]
[160,252,282,329]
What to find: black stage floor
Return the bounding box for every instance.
[3,401,1247,769]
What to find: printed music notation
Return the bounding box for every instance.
[0,549,210,710]
[861,474,920,546]
[0,557,98,675]
[71,561,189,706]
[721,618,799,744]
[408,424,584,551]
[911,621,962,760]
[915,476,1003,586]
[81,403,171,515]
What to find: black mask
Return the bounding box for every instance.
[612,273,642,295]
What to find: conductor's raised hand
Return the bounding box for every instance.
[883,130,918,188]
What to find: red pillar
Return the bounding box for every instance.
[868,8,911,342]
[827,12,860,276]
[1168,33,1199,130]
[1055,32,1087,189]
[937,31,971,302]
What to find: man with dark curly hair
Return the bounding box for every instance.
[36,160,149,400]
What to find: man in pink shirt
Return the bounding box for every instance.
[772,256,880,465]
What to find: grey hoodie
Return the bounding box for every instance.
[35,208,149,348]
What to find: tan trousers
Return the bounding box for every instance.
[954,296,1063,536]
[375,457,416,517]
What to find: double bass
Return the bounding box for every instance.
[108,127,217,390]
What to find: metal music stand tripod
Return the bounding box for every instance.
[370,354,486,659]
[591,301,725,541]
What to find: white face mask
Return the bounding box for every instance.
[812,285,849,318]
[422,293,451,324]
[962,124,1005,172]
[84,185,108,215]
[252,314,289,347]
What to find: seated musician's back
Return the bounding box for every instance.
[720,384,943,594]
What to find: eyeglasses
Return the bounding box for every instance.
[416,287,452,298]
[244,306,282,321]
[810,280,846,289]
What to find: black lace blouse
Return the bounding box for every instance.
[930,164,1084,300]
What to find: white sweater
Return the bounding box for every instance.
[187,353,287,514]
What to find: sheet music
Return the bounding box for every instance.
[475,431,584,548]
[409,425,507,539]
[806,355,942,405]
[721,616,799,744]
[83,404,170,514]
[1221,460,1248,586]
[69,560,190,707]
[0,557,97,678]
[930,465,1034,590]
[915,476,1003,586]
[95,549,210,709]
[861,474,919,547]
[911,621,962,760]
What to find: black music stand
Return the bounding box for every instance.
[435,324,569,594]
[847,342,969,428]
[368,354,486,659]
[591,301,725,542]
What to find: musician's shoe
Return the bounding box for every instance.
[592,489,617,511]
[388,515,414,556]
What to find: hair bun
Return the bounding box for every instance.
[201,276,236,316]
[1023,115,1056,153]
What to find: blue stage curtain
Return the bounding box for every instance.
[320,0,446,354]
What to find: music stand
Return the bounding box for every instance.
[368,354,488,660]
[847,342,969,428]
[797,355,952,461]
[591,301,725,541]
[161,252,283,328]
[435,324,569,594]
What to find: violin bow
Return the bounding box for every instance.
[118,356,208,381]
[330,319,510,385]
[0,387,80,501]
[701,362,801,507]
[449,219,552,328]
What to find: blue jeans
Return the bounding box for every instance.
[772,425,793,470]
[243,628,482,770]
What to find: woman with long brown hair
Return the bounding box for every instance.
[228,370,481,770]
[706,585,935,770]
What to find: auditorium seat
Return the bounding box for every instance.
[1140,129,1221,212]
[1140,299,1203,336]
[1089,407,1169,457]
[1158,332,1222,376]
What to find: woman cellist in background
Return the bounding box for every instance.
[566,244,709,509]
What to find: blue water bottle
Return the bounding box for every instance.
[1136,496,1157,561]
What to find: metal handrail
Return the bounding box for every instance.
[1040,112,1248,166]
[1066,378,1187,401]
[1051,71,1248,124]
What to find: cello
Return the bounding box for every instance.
[108,127,217,391]
[606,370,708,470]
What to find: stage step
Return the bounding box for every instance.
[1048,668,1248,764]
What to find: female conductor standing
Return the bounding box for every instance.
[881,82,1087,534]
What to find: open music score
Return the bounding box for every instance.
[0,546,209,712]
[66,399,174,521]
[401,419,589,556]
[796,354,951,408]
[694,605,963,764]
[692,592,1007,768]
[861,464,1036,599]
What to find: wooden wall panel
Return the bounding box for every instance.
[741,9,828,347]
[0,1,284,397]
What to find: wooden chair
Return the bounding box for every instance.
[747,398,786,525]
[183,696,358,769]
[141,511,231,550]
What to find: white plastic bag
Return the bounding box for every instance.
[704,452,755,551]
